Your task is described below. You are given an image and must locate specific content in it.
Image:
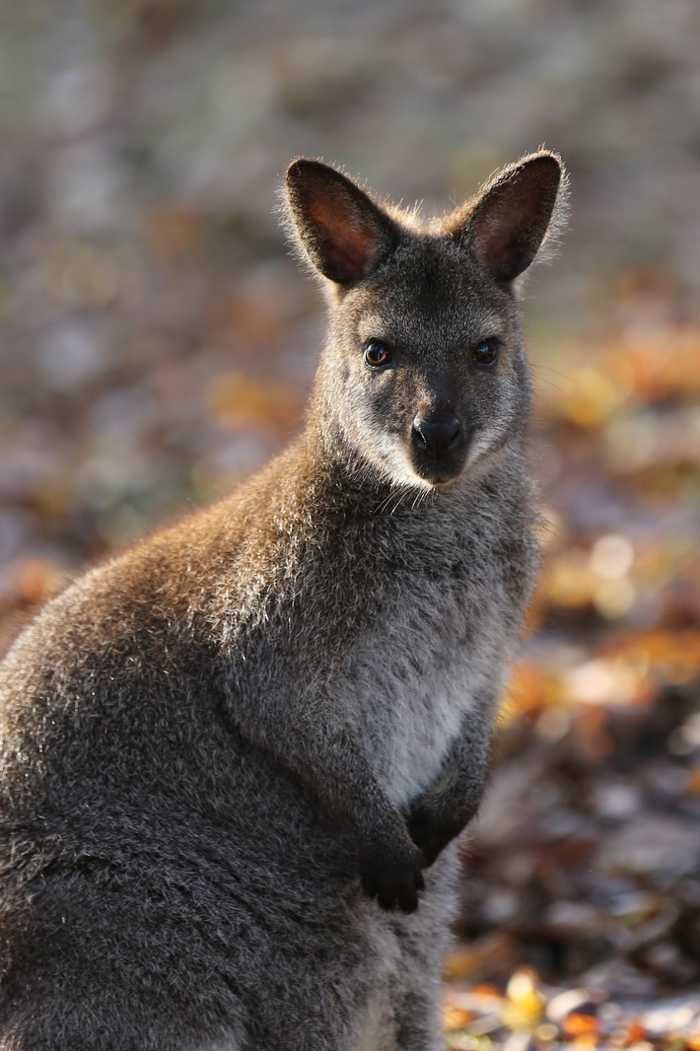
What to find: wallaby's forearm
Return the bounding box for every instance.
[408,691,496,867]
[222,686,425,911]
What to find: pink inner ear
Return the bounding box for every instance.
[477,199,527,264]
[467,156,561,280]
[309,197,374,281]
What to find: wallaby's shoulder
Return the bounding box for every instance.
[0,436,318,693]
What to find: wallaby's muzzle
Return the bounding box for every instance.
[410,411,471,485]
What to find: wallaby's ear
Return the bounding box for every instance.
[454,151,565,282]
[285,160,398,284]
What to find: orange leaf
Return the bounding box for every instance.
[562,1013,600,1038]
[442,1006,474,1032]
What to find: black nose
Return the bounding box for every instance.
[411,414,462,457]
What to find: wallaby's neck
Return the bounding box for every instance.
[302,376,409,513]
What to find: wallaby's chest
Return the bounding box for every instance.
[229,487,532,810]
[363,645,479,808]
[329,514,523,807]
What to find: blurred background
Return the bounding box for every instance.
[1,0,700,1045]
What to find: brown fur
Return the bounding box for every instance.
[0,151,566,1050]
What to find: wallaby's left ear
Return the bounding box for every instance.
[285,159,398,284]
[455,151,565,282]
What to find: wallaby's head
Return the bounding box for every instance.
[284,151,566,490]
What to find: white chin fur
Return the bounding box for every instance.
[382,452,434,491]
[465,426,510,478]
[382,463,435,492]
[363,432,434,491]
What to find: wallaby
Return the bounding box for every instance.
[0,150,566,1050]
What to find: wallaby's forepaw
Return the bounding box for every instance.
[408,808,464,869]
[361,852,425,913]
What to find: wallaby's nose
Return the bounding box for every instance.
[411,414,462,457]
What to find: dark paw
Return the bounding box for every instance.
[361,856,425,913]
[408,811,460,869]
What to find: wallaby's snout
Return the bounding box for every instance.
[410,409,469,485]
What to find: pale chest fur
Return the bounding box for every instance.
[363,645,488,808]
[342,598,511,808]
[327,503,526,809]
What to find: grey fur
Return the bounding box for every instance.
[0,151,566,1049]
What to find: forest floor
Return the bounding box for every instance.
[441,313,700,1049]
[2,307,699,1050]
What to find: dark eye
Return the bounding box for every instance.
[471,337,500,368]
[363,339,392,369]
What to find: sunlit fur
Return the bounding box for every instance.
[0,152,566,1050]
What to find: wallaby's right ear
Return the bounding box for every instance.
[284,160,398,284]
[450,151,566,283]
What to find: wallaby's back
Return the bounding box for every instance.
[0,440,378,1046]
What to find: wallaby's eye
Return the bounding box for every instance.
[471,338,500,368]
[363,339,392,369]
